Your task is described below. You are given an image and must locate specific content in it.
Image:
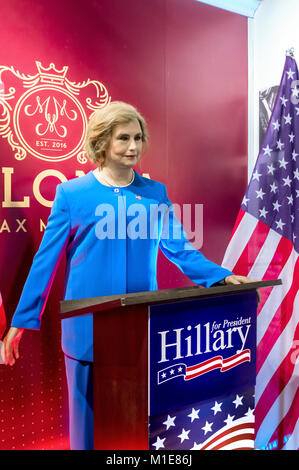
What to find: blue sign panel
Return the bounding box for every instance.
[149,292,257,417]
[149,385,256,450]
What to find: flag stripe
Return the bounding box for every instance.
[221,353,251,371]
[228,209,246,243]
[211,434,254,450]
[254,310,299,446]
[255,346,298,439]
[200,421,255,450]
[256,236,294,316]
[282,414,299,450]
[255,353,299,446]
[256,255,299,373]
[256,248,298,344]
[256,309,299,414]
[222,210,258,271]
[185,360,222,380]
[185,350,251,379]
[256,277,299,401]
[232,220,270,276]
[256,329,299,447]
[268,385,299,449]
[201,422,254,449]
[248,228,282,280]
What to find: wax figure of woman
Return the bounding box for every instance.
[1,102,257,450]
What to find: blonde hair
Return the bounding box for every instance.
[84,101,149,164]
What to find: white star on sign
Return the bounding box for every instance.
[276,139,284,150]
[178,428,190,443]
[191,442,201,450]
[233,394,243,408]
[211,401,222,415]
[245,407,255,418]
[224,414,235,426]
[188,408,200,422]
[272,120,280,130]
[280,95,288,106]
[163,415,176,430]
[270,182,278,193]
[152,436,165,450]
[202,421,213,435]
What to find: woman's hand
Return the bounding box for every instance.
[224,275,261,305]
[224,275,258,285]
[1,327,24,366]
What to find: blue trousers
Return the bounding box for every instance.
[64,355,94,450]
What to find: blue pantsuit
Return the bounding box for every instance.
[64,355,93,450]
[11,171,232,449]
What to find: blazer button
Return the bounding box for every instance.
[114,188,120,193]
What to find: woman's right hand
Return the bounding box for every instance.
[1,327,24,366]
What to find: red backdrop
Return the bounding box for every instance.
[0,0,247,450]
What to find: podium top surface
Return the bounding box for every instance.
[60,279,281,319]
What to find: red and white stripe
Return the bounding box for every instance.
[222,209,299,450]
[196,415,255,450]
[184,349,251,380]
[221,349,251,372]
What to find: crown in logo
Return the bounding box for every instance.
[36,61,68,85]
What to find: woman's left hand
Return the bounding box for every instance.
[224,275,261,305]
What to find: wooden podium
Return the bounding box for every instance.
[60,279,281,450]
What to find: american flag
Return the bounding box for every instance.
[222,54,299,450]
[149,387,255,450]
[0,292,6,339]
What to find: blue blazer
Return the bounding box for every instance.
[11,171,232,361]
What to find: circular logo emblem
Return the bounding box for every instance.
[13,85,87,162]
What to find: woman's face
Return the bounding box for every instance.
[104,119,143,169]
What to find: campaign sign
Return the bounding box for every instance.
[149,291,257,417]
